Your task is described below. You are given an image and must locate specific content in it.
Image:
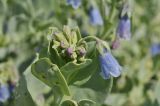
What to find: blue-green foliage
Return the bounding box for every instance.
[0,0,160,106]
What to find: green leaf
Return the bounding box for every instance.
[69,86,99,105]
[60,59,92,85]
[70,57,98,85]
[155,81,160,105]
[31,58,70,95]
[24,65,50,106]
[39,47,49,59]
[13,75,36,106]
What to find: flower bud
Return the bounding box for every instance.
[77,47,86,57]
[49,26,87,63]
[67,47,74,56]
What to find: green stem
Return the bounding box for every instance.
[106,76,113,96]
[100,0,116,38]
[100,0,106,23]
[108,0,116,21]
[52,86,63,106]
[77,36,100,45]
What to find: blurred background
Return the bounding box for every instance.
[0,0,160,106]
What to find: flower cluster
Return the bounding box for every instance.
[49,26,87,63]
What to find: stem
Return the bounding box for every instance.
[100,0,106,23]
[52,86,63,106]
[106,76,113,97]
[77,36,100,45]
[108,0,116,21]
[100,0,116,37]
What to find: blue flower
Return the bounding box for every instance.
[150,43,160,56]
[66,0,81,9]
[99,51,122,79]
[116,15,131,40]
[89,7,103,26]
[0,84,10,103]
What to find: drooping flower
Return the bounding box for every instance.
[0,84,10,103]
[99,50,122,79]
[116,15,131,40]
[89,6,103,26]
[150,43,160,56]
[66,0,81,9]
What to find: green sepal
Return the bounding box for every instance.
[31,58,70,95]
[63,25,71,44]
[71,31,78,45]
[48,41,65,67]
[74,26,82,41]
[54,32,69,45]
[97,40,110,55]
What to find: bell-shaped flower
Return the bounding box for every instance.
[116,15,131,40]
[89,6,103,26]
[99,51,122,79]
[0,84,10,103]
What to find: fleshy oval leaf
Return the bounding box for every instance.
[31,58,70,95]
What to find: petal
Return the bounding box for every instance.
[0,84,10,102]
[103,52,121,77]
[100,63,110,79]
[116,16,131,40]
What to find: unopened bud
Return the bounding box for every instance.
[79,48,86,56]
[67,47,74,56]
